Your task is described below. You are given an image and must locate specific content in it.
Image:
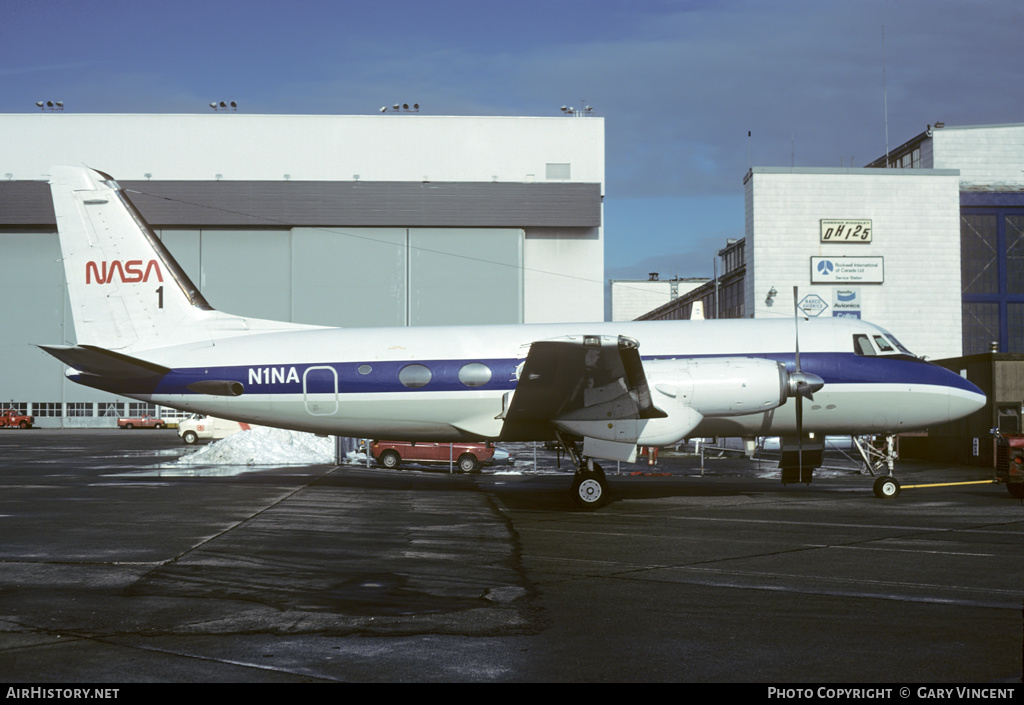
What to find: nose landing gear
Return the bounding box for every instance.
[855,434,901,499]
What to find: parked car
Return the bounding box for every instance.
[117,415,166,429]
[178,414,250,444]
[371,440,512,473]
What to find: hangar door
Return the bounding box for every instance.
[408,228,523,326]
[158,227,523,328]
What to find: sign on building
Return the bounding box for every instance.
[832,288,861,318]
[798,293,828,317]
[811,256,884,284]
[820,219,872,243]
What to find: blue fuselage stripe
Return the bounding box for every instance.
[72,352,979,398]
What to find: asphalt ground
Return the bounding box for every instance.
[0,429,1021,684]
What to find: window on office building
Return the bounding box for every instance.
[1005,216,1024,295]
[961,215,998,296]
[1008,304,1024,353]
[962,302,999,356]
[546,163,571,180]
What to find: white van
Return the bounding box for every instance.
[178,414,250,444]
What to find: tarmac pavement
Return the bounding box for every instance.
[0,430,1021,683]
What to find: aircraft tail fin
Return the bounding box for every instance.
[48,166,320,354]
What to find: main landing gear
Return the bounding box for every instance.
[556,430,611,510]
[853,434,901,498]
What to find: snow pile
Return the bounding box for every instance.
[175,426,336,466]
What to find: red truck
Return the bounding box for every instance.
[117,415,167,429]
[0,409,33,428]
[993,429,1024,498]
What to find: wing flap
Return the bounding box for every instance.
[502,335,665,424]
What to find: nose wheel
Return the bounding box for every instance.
[873,475,901,498]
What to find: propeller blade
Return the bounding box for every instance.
[794,286,803,472]
[793,286,801,373]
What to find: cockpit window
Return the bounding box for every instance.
[853,334,876,356]
[854,331,916,357]
[885,334,913,355]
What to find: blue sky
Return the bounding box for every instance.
[3,0,1022,290]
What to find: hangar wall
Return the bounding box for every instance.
[0,113,605,185]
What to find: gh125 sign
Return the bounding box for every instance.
[820,219,871,243]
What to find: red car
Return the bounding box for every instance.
[371,440,510,473]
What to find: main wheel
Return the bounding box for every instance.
[379,450,401,469]
[182,430,198,444]
[571,463,609,509]
[1006,483,1024,499]
[873,475,900,498]
[458,454,479,473]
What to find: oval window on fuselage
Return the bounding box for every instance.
[399,364,432,388]
[458,362,492,387]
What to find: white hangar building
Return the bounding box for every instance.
[644,122,1024,364]
[0,113,604,426]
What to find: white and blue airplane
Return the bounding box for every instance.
[40,166,985,507]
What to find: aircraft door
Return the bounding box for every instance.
[303,366,339,416]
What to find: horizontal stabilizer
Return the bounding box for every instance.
[38,344,169,378]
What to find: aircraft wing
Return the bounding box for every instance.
[501,335,667,424]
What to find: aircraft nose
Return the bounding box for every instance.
[941,372,986,423]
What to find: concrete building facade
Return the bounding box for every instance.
[644,123,1024,364]
[743,166,963,359]
[609,275,707,321]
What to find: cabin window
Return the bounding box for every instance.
[853,334,876,356]
[458,362,492,388]
[357,364,372,375]
[398,364,432,388]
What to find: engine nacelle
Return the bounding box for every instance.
[645,357,789,417]
[554,357,796,449]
